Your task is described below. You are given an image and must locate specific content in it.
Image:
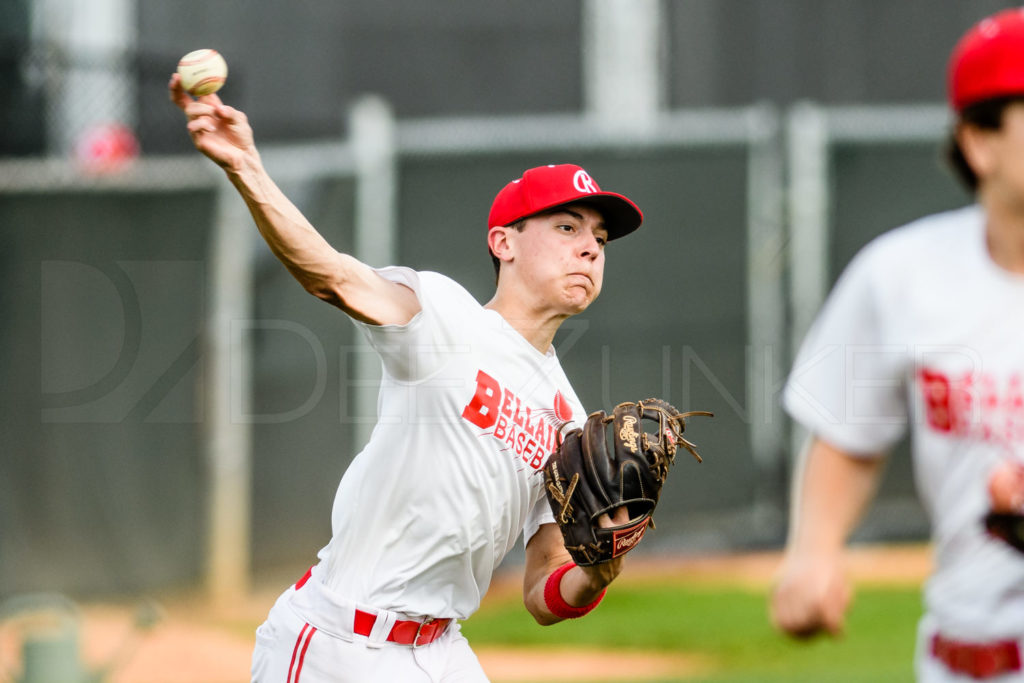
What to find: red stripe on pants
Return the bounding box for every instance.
[288,623,312,683]
[294,626,316,681]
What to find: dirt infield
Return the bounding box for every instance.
[0,544,931,683]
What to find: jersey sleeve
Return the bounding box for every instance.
[522,492,556,547]
[350,266,453,383]
[783,242,909,456]
[522,386,586,546]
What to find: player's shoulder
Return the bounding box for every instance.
[416,271,485,312]
[854,204,982,272]
[870,204,980,255]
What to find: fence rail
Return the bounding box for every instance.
[0,99,953,598]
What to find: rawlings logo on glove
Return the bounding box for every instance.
[542,398,712,566]
[612,519,650,556]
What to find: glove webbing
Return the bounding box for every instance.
[547,472,580,525]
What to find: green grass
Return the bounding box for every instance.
[461,581,922,682]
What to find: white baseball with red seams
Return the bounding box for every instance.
[251,267,587,681]
[784,205,1024,680]
[176,49,227,96]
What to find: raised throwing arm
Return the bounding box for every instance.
[169,75,419,326]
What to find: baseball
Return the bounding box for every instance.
[988,460,1024,512]
[177,49,228,96]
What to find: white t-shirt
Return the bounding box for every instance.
[314,268,585,620]
[784,205,1024,639]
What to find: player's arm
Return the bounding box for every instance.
[168,75,419,326]
[522,513,627,626]
[770,435,886,638]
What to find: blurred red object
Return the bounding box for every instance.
[76,123,140,173]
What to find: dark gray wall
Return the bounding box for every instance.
[667,0,1014,108]
[7,2,1018,154]
[139,1,1013,142]
[139,1,582,149]
[0,190,212,596]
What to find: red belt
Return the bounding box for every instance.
[353,610,451,647]
[294,567,451,647]
[931,633,1022,679]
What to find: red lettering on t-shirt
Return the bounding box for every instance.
[514,430,527,453]
[527,415,544,441]
[918,367,1024,445]
[512,397,525,428]
[503,421,517,449]
[1008,374,1023,411]
[462,370,502,429]
[494,415,508,440]
[462,368,577,469]
[920,368,954,432]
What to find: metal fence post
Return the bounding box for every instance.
[582,0,664,132]
[786,101,831,352]
[745,102,787,540]
[783,102,830,506]
[204,176,253,604]
[34,0,138,157]
[349,96,397,451]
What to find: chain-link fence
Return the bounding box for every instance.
[0,96,970,598]
[0,41,234,165]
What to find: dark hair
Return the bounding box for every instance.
[945,96,1024,192]
[490,219,526,284]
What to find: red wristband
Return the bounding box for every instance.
[543,561,606,619]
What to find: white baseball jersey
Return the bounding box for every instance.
[784,204,1024,640]
[312,267,584,621]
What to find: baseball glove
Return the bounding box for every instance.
[543,398,712,566]
[985,512,1024,554]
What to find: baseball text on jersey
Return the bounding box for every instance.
[462,369,568,470]
[919,367,1024,445]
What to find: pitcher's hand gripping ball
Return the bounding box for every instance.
[543,399,712,566]
[177,49,228,96]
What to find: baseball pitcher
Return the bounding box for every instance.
[171,72,708,682]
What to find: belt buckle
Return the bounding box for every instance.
[412,618,430,649]
[412,617,447,649]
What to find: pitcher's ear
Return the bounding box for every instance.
[488,226,515,264]
[956,121,997,181]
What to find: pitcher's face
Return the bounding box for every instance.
[970,102,1024,211]
[514,204,608,314]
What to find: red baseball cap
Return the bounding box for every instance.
[488,164,643,240]
[949,8,1024,112]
